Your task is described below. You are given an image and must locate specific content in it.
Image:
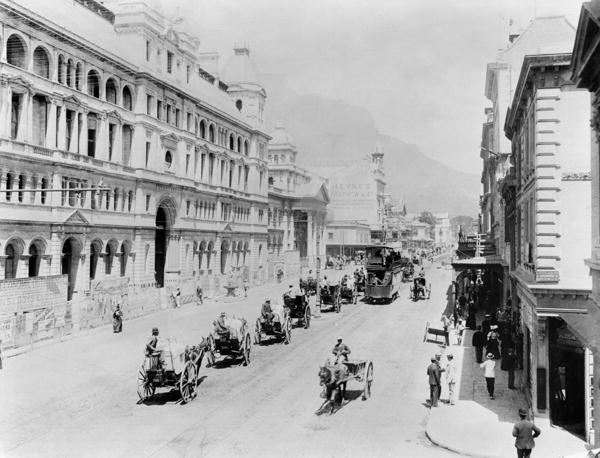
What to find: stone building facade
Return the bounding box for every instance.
[0,0,271,346]
[504,52,592,441]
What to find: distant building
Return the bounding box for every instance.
[320,144,386,247]
[325,221,371,258]
[433,213,452,248]
[266,123,328,278]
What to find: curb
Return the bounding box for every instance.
[424,427,508,458]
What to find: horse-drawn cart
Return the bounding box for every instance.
[410,276,431,301]
[318,358,374,414]
[340,281,357,304]
[299,277,317,296]
[137,338,210,403]
[283,293,311,328]
[255,302,291,344]
[320,284,341,313]
[208,316,252,366]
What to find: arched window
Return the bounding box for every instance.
[33,47,50,79]
[87,70,100,98]
[236,99,242,111]
[6,34,26,69]
[89,240,101,280]
[209,124,215,142]
[122,86,132,110]
[120,242,128,277]
[229,133,235,150]
[165,150,172,169]
[57,55,65,84]
[105,243,114,275]
[237,137,242,153]
[105,78,117,104]
[127,191,133,212]
[75,62,82,90]
[28,243,41,277]
[244,140,249,156]
[5,243,17,279]
[206,241,213,270]
[199,120,206,139]
[66,58,74,87]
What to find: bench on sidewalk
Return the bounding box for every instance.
[423,321,448,344]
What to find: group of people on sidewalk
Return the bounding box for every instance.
[426,352,456,407]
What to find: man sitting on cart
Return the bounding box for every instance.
[332,337,351,362]
[261,299,274,325]
[145,327,160,356]
[214,312,229,334]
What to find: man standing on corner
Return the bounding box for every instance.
[427,356,441,407]
[445,353,457,405]
[512,408,541,458]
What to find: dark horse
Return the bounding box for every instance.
[317,364,349,414]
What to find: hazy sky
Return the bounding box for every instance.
[162,0,584,174]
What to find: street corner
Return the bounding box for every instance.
[425,400,511,458]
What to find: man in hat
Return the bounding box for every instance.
[487,325,501,359]
[332,337,351,361]
[512,408,541,457]
[261,300,274,325]
[435,354,446,400]
[472,325,485,363]
[445,353,457,405]
[427,356,441,407]
[480,353,496,399]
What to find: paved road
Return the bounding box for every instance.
[0,263,457,457]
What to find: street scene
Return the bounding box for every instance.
[2,0,600,457]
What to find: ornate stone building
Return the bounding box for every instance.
[266,123,328,277]
[0,0,271,345]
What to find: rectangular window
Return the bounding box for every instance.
[145,141,151,167]
[167,51,173,73]
[146,40,151,61]
[146,95,153,115]
[32,95,47,146]
[328,232,334,241]
[186,65,190,83]
[186,113,192,131]
[65,110,74,150]
[145,194,151,211]
[10,93,21,140]
[87,113,97,157]
[200,153,206,181]
[166,104,172,124]
[185,154,190,175]
[244,166,249,191]
[108,123,115,161]
[186,200,191,216]
[157,100,162,120]
[122,125,132,166]
[175,108,180,127]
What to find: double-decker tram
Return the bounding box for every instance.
[364,244,406,304]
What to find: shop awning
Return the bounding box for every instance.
[451,255,508,269]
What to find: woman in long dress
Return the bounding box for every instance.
[113,305,123,333]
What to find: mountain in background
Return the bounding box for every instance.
[262,74,480,217]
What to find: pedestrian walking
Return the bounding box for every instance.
[243,278,249,298]
[445,353,457,405]
[196,285,203,305]
[486,325,501,359]
[472,325,485,363]
[507,348,517,389]
[480,353,496,399]
[456,319,465,345]
[112,304,123,333]
[427,357,441,407]
[512,408,541,458]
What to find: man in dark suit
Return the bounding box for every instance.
[427,357,441,407]
[472,325,485,363]
[512,408,541,457]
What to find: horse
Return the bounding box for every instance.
[317,363,349,414]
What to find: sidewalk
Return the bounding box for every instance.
[426,325,588,458]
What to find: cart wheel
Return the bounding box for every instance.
[137,364,155,401]
[362,362,374,400]
[304,306,311,329]
[243,334,251,366]
[206,334,216,367]
[284,318,291,344]
[254,319,262,345]
[180,361,197,404]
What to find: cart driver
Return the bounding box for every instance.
[261,299,274,324]
[145,327,160,356]
[214,312,229,333]
[332,337,351,362]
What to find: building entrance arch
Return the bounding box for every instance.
[62,237,81,300]
[155,206,169,287]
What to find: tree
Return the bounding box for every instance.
[418,211,437,226]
